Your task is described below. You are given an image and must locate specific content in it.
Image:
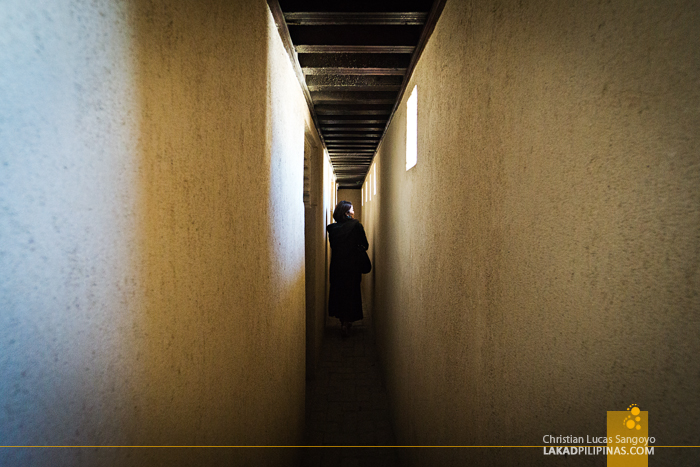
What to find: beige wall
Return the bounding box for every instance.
[360,166,379,326]
[324,161,338,328]
[337,188,362,222]
[364,0,700,464]
[304,136,328,379]
[0,0,313,464]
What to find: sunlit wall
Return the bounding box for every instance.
[365,0,700,465]
[0,1,312,465]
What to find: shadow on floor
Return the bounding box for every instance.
[301,319,398,467]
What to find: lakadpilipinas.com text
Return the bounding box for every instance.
[542,435,655,456]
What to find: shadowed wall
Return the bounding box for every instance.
[364,0,700,465]
[304,136,329,379]
[0,0,314,464]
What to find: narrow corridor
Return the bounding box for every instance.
[2,1,699,466]
[302,320,398,467]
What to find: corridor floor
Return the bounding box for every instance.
[301,319,399,467]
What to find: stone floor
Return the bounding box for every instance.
[301,319,399,467]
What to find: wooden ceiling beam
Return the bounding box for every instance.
[321,127,385,132]
[311,90,399,104]
[303,67,406,75]
[331,160,373,163]
[327,146,377,149]
[309,85,400,92]
[325,140,379,144]
[319,118,387,124]
[288,25,422,46]
[277,0,434,13]
[316,110,391,116]
[299,53,410,68]
[314,99,396,106]
[306,75,402,87]
[296,45,414,54]
[324,135,381,139]
[328,150,376,153]
[315,103,393,111]
[284,12,428,26]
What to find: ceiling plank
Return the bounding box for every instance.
[324,135,382,139]
[288,25,422,46]
[321,127,385,132]
[299,53,410,68]
[307,75,402,87]
[303,67,406,75]
[309,85,401,92]
[316,110,391,116]
[296,45,415,54]
[314,99,397,106]
[284,12,428,26]
[327,144,379,147]
[315,103,393,111]
[311,90,399,103]
[327,140,378,143]
[320,119,387,124]
[277,0,433,13]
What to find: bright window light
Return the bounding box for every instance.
[373,163,377,195]
[369,174,372,201]
[406,85,418,171]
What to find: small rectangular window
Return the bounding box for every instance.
[406,85,418,171]
[373,163,377,195]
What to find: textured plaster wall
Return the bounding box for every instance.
[304,136,326,379]
[1,1,310,465]
[366,0,700,465]
[360,184,378,323]
[323,160,337,328]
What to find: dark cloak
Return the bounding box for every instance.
[326,218,369,323]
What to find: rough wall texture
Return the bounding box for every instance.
[0,0,311,465]
[304,133,326,379]
[360,182,378,331]
[365,0,700,465]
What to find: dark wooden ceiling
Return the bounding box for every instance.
[269,0,446,188]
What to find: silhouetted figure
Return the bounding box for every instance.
[327,201,369,337]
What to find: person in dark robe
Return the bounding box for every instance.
[326,200,369,337]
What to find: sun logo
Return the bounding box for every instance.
[623,404,642,430]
